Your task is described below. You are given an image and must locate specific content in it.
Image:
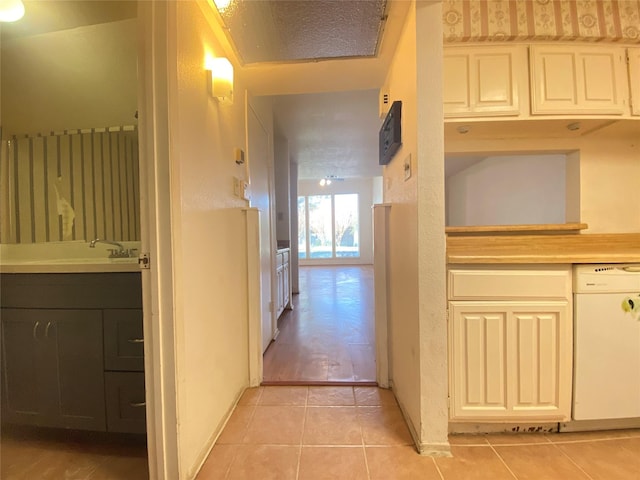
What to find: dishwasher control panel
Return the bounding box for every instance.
[573,264,640,293]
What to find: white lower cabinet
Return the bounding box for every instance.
[275,249,291,319]
[449,301,571,421]
[448,266,572,422]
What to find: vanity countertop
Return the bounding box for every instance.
[0,258,139,274]
[0,241,141,273]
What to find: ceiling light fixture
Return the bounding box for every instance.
[0,0,25,22]
[206,57,234,104]
[213,0,232,13]
[319,178,332,187]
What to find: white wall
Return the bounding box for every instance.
[446,136,640,233]
[298,177,375,265]
[446,154,566,226]
[372,176,383,204]
[168,2,257,477]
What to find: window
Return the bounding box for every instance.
[298,193,360,260]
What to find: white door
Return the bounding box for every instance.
[247,106,274,353]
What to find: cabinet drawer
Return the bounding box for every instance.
[105,372,146,434]
[448,267,571,300]
[0,273,142,309]
[104,310,144,372]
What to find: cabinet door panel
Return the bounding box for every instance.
[450,301,571,421]
[475,53,516,109]
[540,53,577,103]
[1,310,49,425]
[53,310,106,431]
[443,55,471,112]
[531,46,625,114]
[511,309,564,414]
[444,47,523,118]
[450,304,508,418]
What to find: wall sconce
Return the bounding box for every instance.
[207,57,233,104]
[0,0,25,22]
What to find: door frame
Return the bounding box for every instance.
[246,96,277,385]
[137,2,179,478]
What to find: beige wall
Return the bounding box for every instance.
[415,1,448,453]
[1,19,137,137]
[382,0,448,454]
[381,1,422,446]
[169,2,258,477]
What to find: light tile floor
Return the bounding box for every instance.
[197,386,640,480]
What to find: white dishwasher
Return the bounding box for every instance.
[571,264,640,424]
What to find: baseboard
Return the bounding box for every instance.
[389,381,452,458]
[418,443,452,457]
[448,422,558,434]
[260,380,377,386]
[559,418,640,432]
[189,386,246,479]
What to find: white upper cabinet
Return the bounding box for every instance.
[628,48,640,116]
[444,46,526,118]
[530,45,627,115]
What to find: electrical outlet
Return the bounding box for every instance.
[404,154,412,181]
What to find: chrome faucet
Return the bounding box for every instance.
[89,238,135,258]
[89,238,124,250]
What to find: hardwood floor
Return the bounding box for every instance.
[263,266,376,384]
[0,425,148,480]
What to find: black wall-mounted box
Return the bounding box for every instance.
[379,100,402,165]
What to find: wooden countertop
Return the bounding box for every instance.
[445,223,588,235]
[447,233,640,264]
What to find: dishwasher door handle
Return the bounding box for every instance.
[622,266,640,273]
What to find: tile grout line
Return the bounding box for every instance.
[221,386,265,479]
[431,456,446,480]
[295,386,310,480]
[550,440,596,480]
[487,444,520,480]
[356,386,373,480]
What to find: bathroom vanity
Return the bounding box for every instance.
[0,244,145,434]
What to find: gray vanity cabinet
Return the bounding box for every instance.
[1,309,106,430]
[0,272,144,434]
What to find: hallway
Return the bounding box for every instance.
[263,266,376,384]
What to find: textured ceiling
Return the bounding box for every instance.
[273,90,383,180]
[214,0,388,64]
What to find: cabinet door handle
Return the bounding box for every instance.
[32,321,41,339]
[127,338,144,344]
[129,401,146,407]
[45,321,52,337]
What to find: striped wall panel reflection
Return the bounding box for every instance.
[0,127,140,244]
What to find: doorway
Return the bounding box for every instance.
[263,265,376,384]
